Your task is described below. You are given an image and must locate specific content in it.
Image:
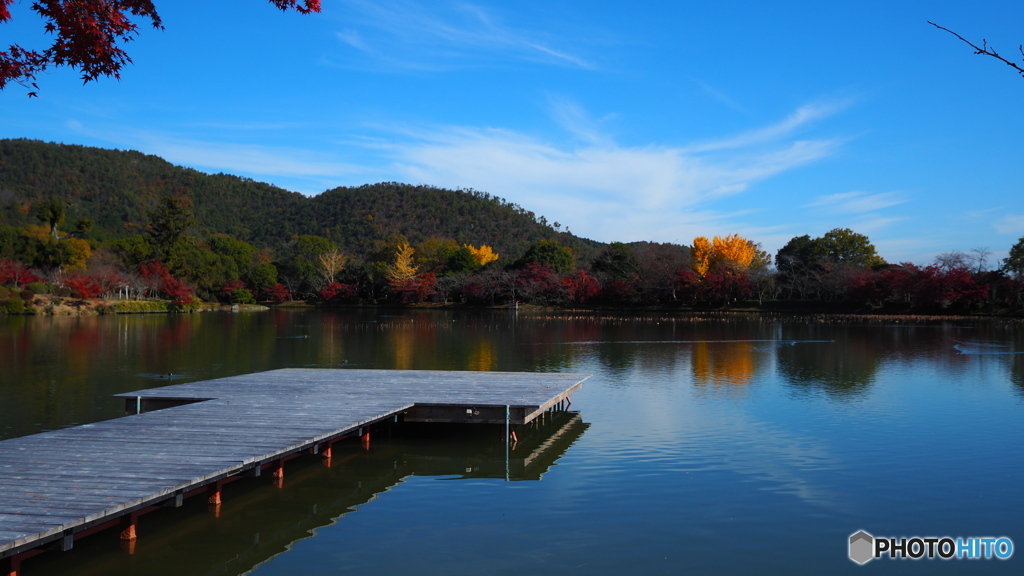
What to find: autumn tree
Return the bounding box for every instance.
[1,1,321,96]
[635,242,691,303]
[317,248,348,286]
[386,241,418,283]
[691,234,760,276]
[465,244,499,267]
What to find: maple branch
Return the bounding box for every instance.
[928,21,1024,78]
[1,0,321,96]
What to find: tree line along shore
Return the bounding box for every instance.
[1,140,1023,316]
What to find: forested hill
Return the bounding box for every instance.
[0,138,600,261]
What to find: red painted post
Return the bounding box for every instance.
[361,429,371,451]
[120,512,139,543]
[273,460,285,488]
[207,481,223,506]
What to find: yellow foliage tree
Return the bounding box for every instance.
[692,234,759,276]
[386,242,418,282]
[64,238,92,271]
[692,236,714,276]
[465,244,499,267]
[317,249,348,285]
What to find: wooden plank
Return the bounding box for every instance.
[0,368,588,556]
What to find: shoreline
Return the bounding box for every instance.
[2,294,1021,323]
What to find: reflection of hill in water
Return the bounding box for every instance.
[24,411,588,576]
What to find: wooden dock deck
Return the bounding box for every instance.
[0,368,588,573]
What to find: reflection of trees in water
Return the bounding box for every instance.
[691,341,756,400]
[775,325,894,398]
[1005,351,1024,396]
[777,340,877,398]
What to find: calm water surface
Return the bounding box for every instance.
[2,310,1023,574]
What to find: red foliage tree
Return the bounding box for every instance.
[263,283,291,303]
[0,259,40,287]
[516,262,559,303]
[1,1,321,95]
[600,278,635,302]
[93,266,126,295]
[138,260,193,305]
[161,276,195,306]
[63,271,103,298]
[675,268,701,306]
[220,280,247,302]
[560,269,600,304]
[320,281,359,302]
[698,266,752,306]
[389,273,437,304]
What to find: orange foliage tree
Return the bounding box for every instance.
[691,234,763,276]
[465,244,499,267]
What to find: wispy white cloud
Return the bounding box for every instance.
[994,214,1024,235]
[329,0,594,70]
[63,121,369,193]
[807,190,906,214]
[381,103,845,242]
[683,101,851,153]
[692,79,749,114]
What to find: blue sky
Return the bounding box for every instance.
[2,0,1023,265]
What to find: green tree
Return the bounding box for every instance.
[209,235,258,279]
[516,240,575,273]
[289,235,336,294]
[1003,236,1024,278]
[73,217,94,238]
[591,242,640,280]
[148,196,196,258]
[110,235,153,268]
[814,228,885,267]
[35,197,67,240]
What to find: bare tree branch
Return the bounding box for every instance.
[928,21,1024,78]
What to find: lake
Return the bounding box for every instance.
[2,309,1023,574]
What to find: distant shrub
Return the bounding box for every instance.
[170,300,202,313]
[3,298,25,314]
[110,300,169,313]
[25,282,52,295]
[231,288,256,305]
[56,287,72,297]
[19,289,34,301]
[0,286,11,300]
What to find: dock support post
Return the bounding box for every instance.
[361,428,371,451]
[273,460,285,488]
[208,480,225,506]
[2,555,20,576]
[119,511,139,547]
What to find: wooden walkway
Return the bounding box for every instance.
[0,369,588,571]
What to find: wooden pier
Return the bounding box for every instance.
[0,369,588,575]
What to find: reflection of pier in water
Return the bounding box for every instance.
[24,411,588,576]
